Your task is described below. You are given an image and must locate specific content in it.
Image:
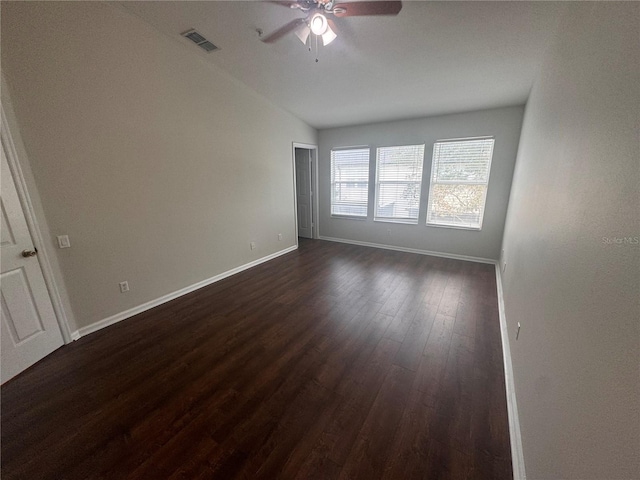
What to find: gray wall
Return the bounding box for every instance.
[500,3,640,478]
[318,107,524,260]
[1,2,316,330]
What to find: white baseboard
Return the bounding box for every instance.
[75,245,298,339]
[495,264,527,480]
[318,235,496,264]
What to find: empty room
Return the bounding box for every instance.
[1,1,638,479]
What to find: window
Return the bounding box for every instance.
[374,145,425,223]
[331,147,370,217]
[427,137,495,229]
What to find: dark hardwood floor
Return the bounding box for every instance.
[1,239,512,479]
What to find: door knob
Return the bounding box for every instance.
[21,249,37,258]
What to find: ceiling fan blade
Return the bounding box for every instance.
[261,18,307,43]
[269,1,303,8]
[333,1,402,17]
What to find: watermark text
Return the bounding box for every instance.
[602,236,639,246]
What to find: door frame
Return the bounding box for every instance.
[1,106,73,344]
[292,142,319,244]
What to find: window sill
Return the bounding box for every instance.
[426,222,482,231]
[374,218,418,225]
[331,215,367,221]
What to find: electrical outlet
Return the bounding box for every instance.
[278,233,282,241]
[119,281,129,293]
[250,242,256,250]
[57,235,71,249]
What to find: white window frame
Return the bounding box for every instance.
[426,137,495,230]
[374,144,425,224]
[330,147,370,219]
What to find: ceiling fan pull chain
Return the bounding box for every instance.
[315,33,319,63]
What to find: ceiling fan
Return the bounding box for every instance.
[260,0,402,47]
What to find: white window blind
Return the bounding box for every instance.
[331,148,370,217]
[374,145,425,223]
[427,137,495,229]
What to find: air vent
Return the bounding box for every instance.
[181,29,219,53]
[198,41,218,52]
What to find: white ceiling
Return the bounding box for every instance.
[121,1,566,129]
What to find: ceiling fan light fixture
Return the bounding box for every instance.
[321,24,337,45]
[309,13,328,35]
[295,23,311,44]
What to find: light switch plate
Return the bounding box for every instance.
[57,235,71,248]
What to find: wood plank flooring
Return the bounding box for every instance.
[1,239,512,479]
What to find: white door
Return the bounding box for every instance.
[1,138,63,383]
[295,148,312,239]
